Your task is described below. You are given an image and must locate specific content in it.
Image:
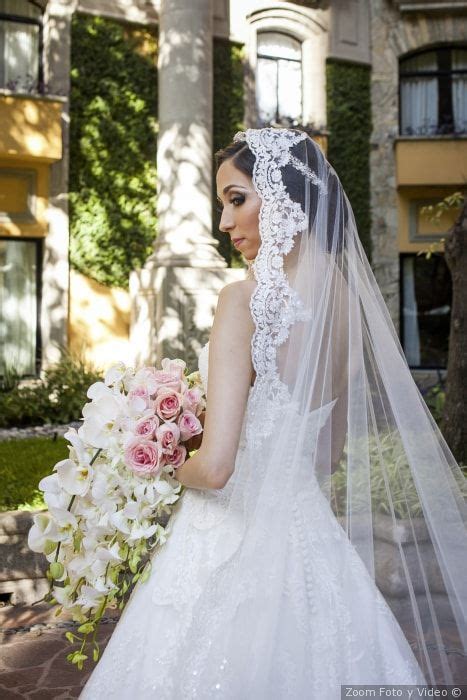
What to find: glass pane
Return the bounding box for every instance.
[400,51,437,75]
[401,255,451,368]
[257,32,301,61]
[400,76,438,135]
[0,238,38,376]
[257,57,278,124]
[1,20,39,90]
[452,50,467,134]
[0,1,41,19]
[278,58,302,122]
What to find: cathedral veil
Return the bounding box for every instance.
[241,129,467,683]
[158,127,467,692]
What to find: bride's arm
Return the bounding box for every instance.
[174,280,255,490]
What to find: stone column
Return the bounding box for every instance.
[130,0,243,370]
[40,0,74,367]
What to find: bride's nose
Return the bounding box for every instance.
[219,208,235,233]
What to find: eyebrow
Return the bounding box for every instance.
[216,184,247,201]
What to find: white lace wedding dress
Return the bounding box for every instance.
[80,342,427,700]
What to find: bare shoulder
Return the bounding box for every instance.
[214,279,256,333]
[218,279,257,305]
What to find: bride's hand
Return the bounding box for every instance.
[185,411,206,453]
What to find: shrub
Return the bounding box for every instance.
[0,351,101,428]
[330,431,467,520]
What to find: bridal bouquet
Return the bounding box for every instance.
[28,357,205,669]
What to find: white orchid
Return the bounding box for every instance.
[27,356,201,670]
[28,512,61,552]
[95,543,122,563]
[75,585,106,613]
[104,361,127,387]
[55,458,93,497]
[63,427,91,466]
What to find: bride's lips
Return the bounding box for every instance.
[232,237,245,248]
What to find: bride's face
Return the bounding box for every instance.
[216,159,262,261]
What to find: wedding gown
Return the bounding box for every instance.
[80,342,427,700]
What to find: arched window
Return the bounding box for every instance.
[256,32,302,126]
[0,0,43,92]
[399,46,467,136]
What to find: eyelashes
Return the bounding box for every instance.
[216,194,246,213]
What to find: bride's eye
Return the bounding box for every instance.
[216,201,224,214]
[231,195,245,207]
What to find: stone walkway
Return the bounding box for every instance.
[0,603,120,699]
[1,604,466,697]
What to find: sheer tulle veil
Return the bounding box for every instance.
[204,127,466,686]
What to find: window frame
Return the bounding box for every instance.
[0,2,44,94]
[399,252,451,371]
[0,235,43,378]
[398,45,467,137]
[256,30,303,127]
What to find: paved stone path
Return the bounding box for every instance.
[0,604,120,699]
[1,604,466,697]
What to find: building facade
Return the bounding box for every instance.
[0,0,465,376]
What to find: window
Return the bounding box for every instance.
[0,237,41,376]
[256,32,302,126]
[399,46,467,136]
[400,254,451,369]
[0,0,42,92]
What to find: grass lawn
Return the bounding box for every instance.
[0,436,69,512]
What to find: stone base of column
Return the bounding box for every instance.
[130,263,246,371]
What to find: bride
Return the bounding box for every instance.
[80,128,466,698]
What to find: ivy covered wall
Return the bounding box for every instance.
[69,15,158,289]
[69,21,245,282]
[326,59,372,259]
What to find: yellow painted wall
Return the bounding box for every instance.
[395,138,467,186]
[397,187,464,253]
[0,157,49,237]
[68,270,132,371]
[0,95,63,162]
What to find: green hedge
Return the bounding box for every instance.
[326,59,372,259]
[69,15,158,289]
[212,38,245,267]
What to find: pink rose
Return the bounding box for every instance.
[161,357,186,378]
[135,415,160,439]
[156,422,181,453]
[154,389,182,422]
[182,388,204,417]
[124,438,163,478]
[178,411,202,441]
[153,370,182,393]
[164,445,187,470]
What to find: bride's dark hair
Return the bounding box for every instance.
[215,135,312,208]
[215,133,349,252]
